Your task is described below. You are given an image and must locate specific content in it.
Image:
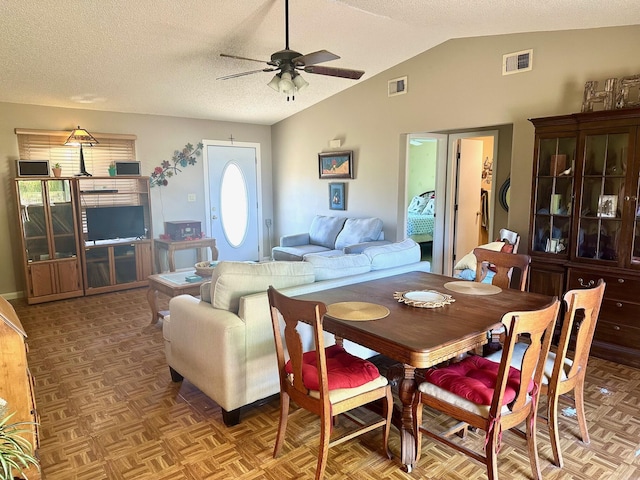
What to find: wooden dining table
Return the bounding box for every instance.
[294,270,553,471]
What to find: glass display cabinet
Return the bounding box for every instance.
[529,107,640,368]
[15,178,83,303]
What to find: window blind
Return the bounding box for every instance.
[15,128,137,176]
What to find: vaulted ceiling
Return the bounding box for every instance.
[1,1,639,125]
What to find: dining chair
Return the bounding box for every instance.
[473,247,531,291]
[488,279,605,468]
[411,298,560,480]
[267,286,393,480]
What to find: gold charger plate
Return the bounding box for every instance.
[393,290,455,308]
[444,280,502,295]
[326,302,390,321]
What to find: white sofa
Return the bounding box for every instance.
[163,238,430,425]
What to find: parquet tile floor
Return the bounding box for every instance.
[11,288,640,479]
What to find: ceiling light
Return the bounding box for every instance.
[279,72,294,93]
[267,74,281,91]
[265,71,309,101]
[292,73,309,91]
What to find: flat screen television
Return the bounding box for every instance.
[85,205,145,241]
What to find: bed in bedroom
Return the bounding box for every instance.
[406,191,435,243]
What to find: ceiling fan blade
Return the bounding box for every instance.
[217,68,275,80]
[220,53,268,64]
[303,65,364,80]
[293,50,340,66]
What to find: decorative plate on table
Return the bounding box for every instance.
[393,290,455,308]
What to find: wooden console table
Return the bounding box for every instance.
[154,237,218,273]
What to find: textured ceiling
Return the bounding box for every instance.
[1,0,639,125]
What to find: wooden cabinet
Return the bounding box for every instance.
[14,176,153,302]
[15,179,83,304]
[76,176,153,296]
[0,296,40,480]
[529,107,640,367]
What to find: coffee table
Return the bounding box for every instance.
[147,269,209,324]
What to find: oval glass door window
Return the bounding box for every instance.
[220,163,248,247]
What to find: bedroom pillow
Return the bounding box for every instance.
[453,241,505,271]
[408,195,427,214]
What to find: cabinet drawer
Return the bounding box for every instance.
[594,320,640,349]
[600,299,640,328]
[567,269,640,301]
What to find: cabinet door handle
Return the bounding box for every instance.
[577,277,594,287]
[613,325,621,331]
[618,278,625,283]
[616,302,623,308]
[625,195,630,201]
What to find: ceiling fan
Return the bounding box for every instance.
[217,0,364,100]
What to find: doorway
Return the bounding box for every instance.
[403,129,500,275]
[203,141,262,261]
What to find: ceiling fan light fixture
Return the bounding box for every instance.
[292,73,309,91]
[279,72,294,93]
[267,74,281,91]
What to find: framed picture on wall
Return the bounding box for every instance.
[329,182,346,210]
[319,151,353,179]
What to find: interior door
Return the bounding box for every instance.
[453,138,484,268]
[204,142,260,261]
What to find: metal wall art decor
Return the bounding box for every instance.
[150,142,203,187]
[318,151,353,179]
[582,74,640,112]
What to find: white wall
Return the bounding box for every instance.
[271,26,640,251]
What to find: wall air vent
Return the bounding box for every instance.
[388,76,407,96]
[502,49,533,75]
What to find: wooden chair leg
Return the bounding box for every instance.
[382,386,393,459]
[574,378,590,444]
[485,424,500,480]
[316,411,332,480]
[547,392,563,468]
[274,392,290,458]
[411,396,424,463]
[526,410,543,480]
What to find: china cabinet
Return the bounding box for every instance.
[15,178,83,304]
[529,107,640,367]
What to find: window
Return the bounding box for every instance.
[15,128,137,176]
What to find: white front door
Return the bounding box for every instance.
[204,142,261,261]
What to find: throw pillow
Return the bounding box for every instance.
[334,217,383,250]
[308,215,347,249]
[408,195,427,213]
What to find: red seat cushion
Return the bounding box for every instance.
[285,344,380,391]
[423,355,533,406]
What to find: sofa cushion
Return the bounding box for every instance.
[272,244,331,261]
[303,253,371,281]
[364,239,421,270]
[309,215,347,249]
[211,261,315,313]
[334,217,384,250]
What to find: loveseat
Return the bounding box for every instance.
[163,238,429,426]
[271,215,389,261]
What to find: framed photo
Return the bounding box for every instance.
[319,151,353,179]
[597,194,618,218]
[329,182,346,210]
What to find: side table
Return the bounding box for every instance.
[154,237,218,273]
[147,269,209,324]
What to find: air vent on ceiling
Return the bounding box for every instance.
[502,49,533,75]
[388,76,407,96]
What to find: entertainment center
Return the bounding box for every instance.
[15,176,153,303]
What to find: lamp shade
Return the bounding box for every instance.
[293,74,309,91]
[267,74,281,92]
[279,72,294,93]
[65,126,98,146]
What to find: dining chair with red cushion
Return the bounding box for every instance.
[267,286,393,480]
[411,298,560,480]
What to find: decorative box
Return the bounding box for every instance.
[165,221,201,241]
